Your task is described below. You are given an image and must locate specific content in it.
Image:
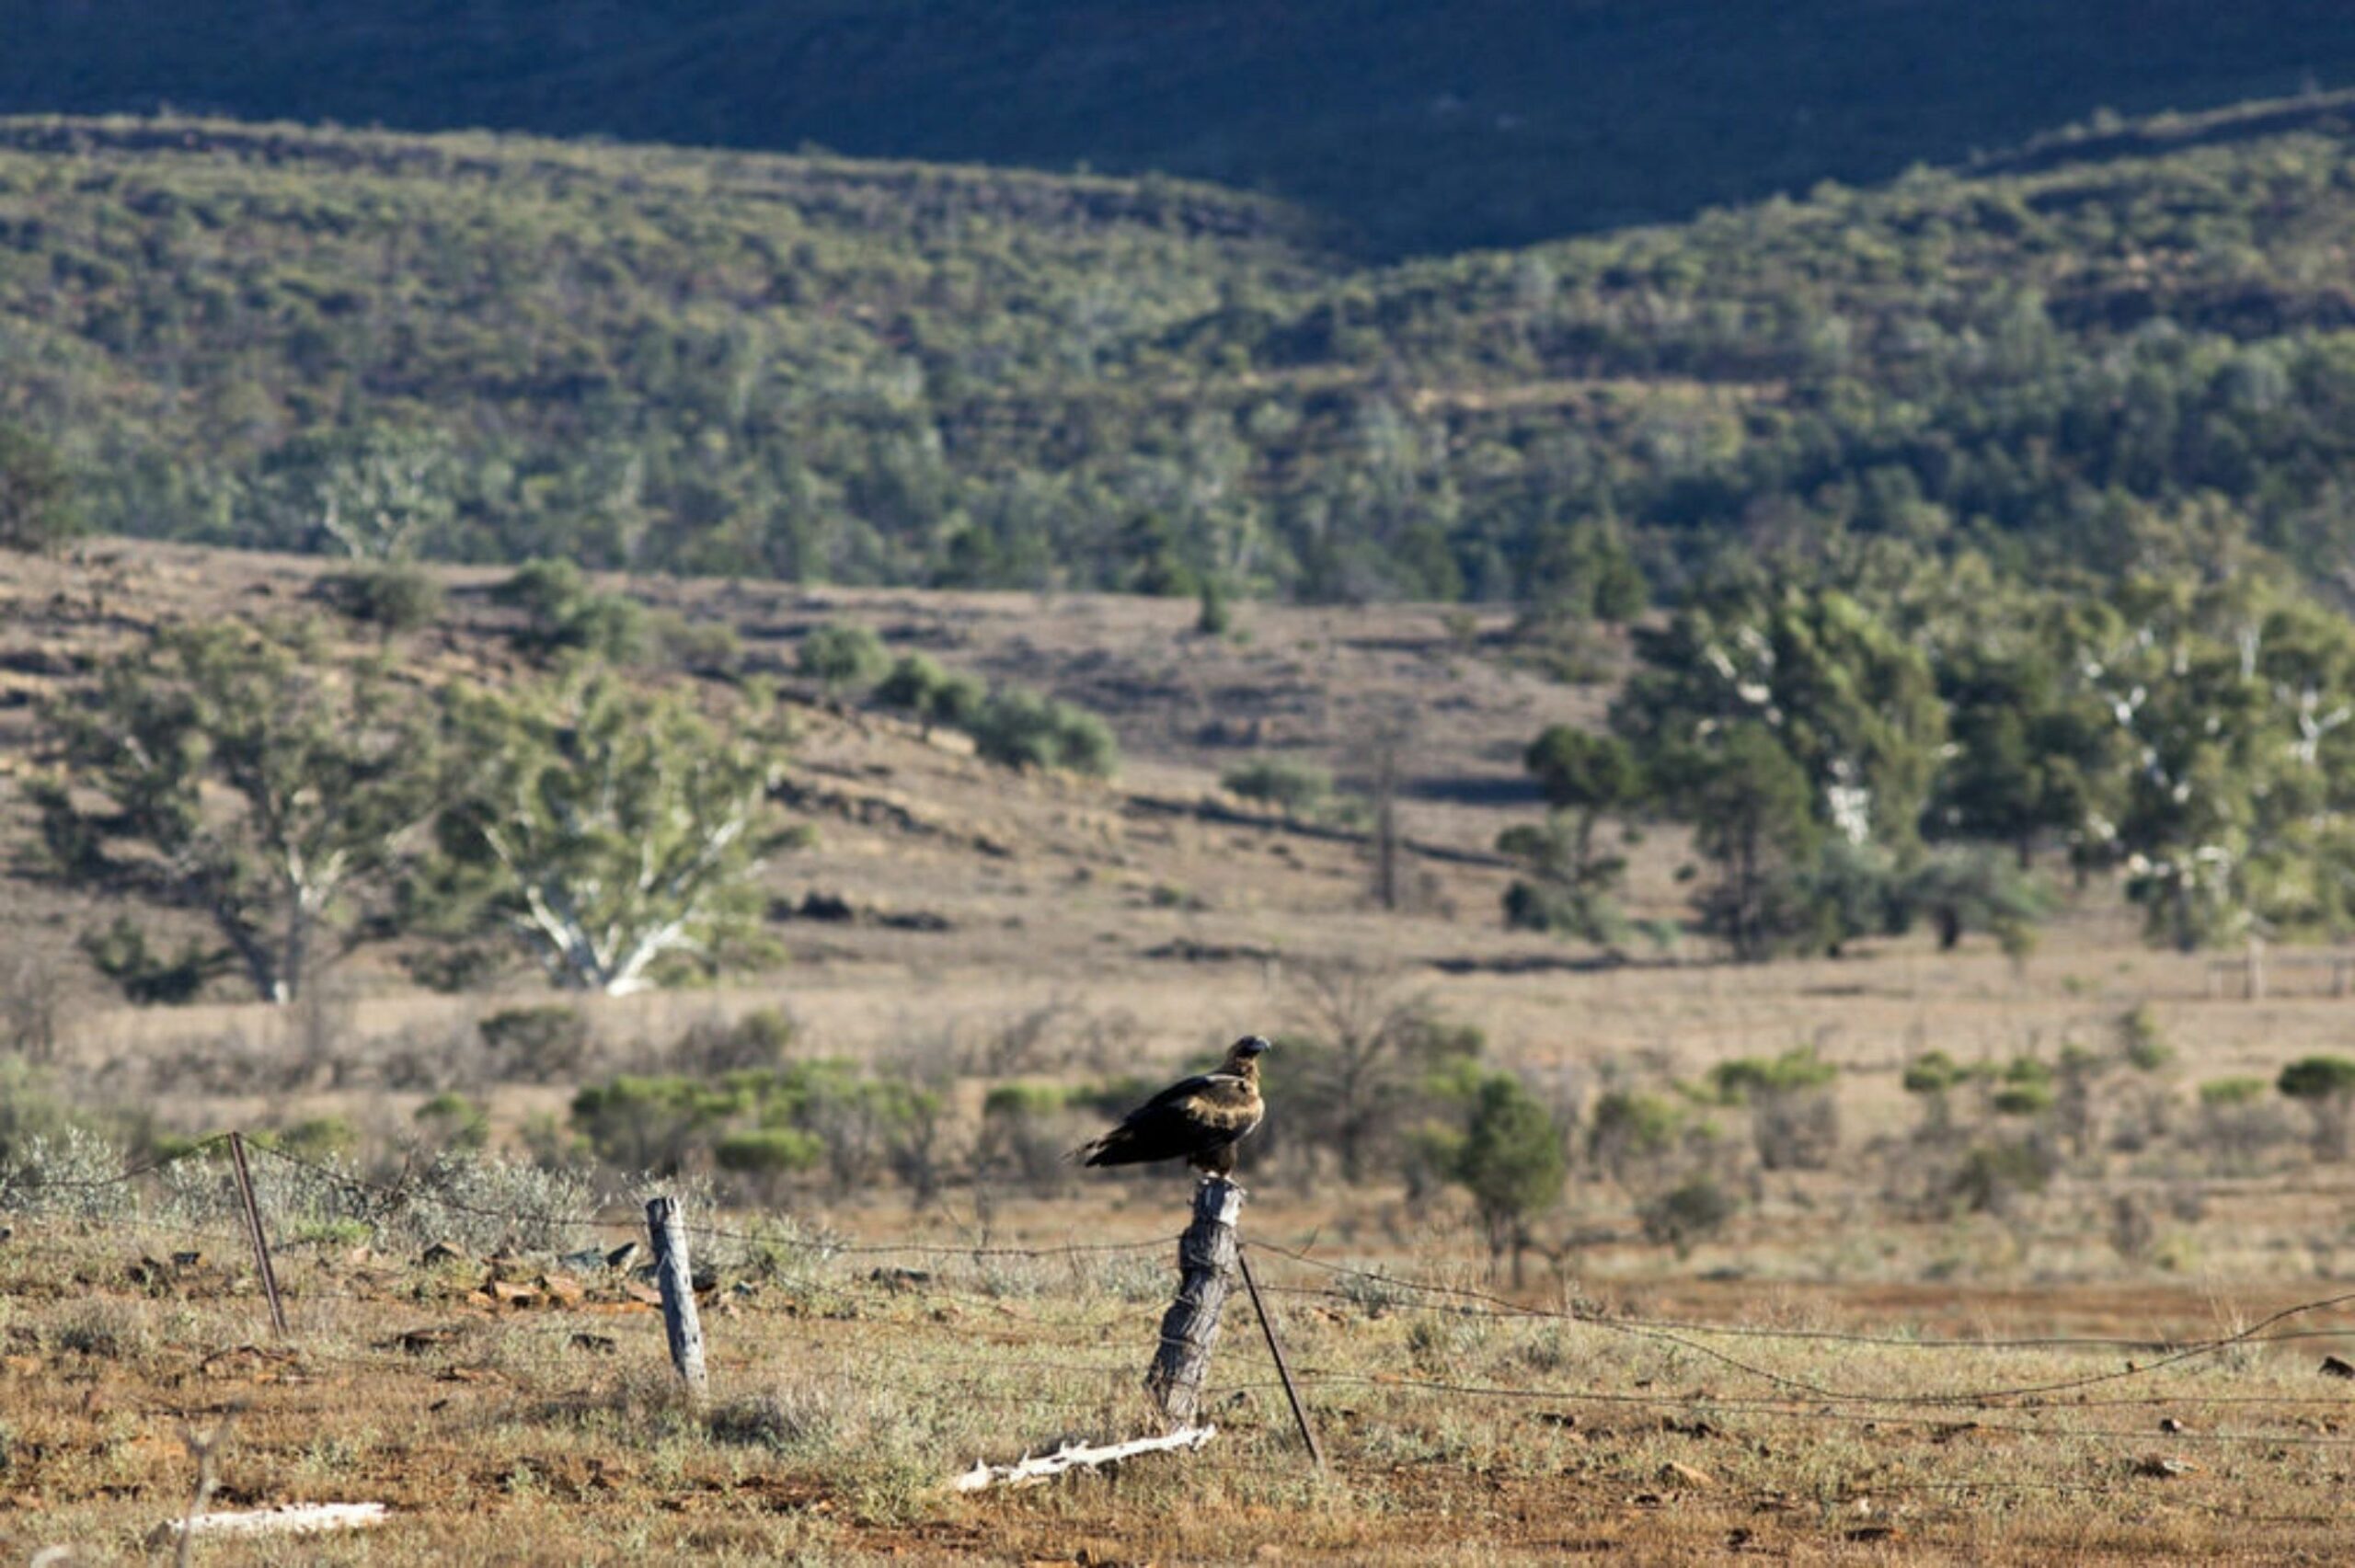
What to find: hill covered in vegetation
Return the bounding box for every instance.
[6,1,2354,256]
[16,96,2355,607]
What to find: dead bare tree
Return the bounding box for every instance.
[1350,707,1417,912]
[1281,960,1470,1185]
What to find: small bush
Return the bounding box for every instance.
[2120,1006,2174,1072]
[649,611,742,676]
[674,1008,796,1075]
[714,1127,825,1199]
[570,1073,735,1173]
[2193,1078,2292,1171]
[77,917,226,1006]
[321,562,444,634]
[977,1082,1080,1195]
[55,1299,149,1360]
[2200,1075,2269,1107]
[1196,578,1232,635]
[2278,1055,2355,1161]
[262,1116,357,1161]
[708,1382,844,1457]
[968,687,1119,776]
[1223,757,1332,818]
[926,671,988,732]
[1950,1138,2056,1215]
[494,558,646,663]
[1902,1049,1970,1096]
[570,1060,945,1197]
[1587,1090,1684,1186]
[399,1150,597,1254]
[1708,1047,1840,1170]
[874,653,947,712]
[0,1125,133,1220]
[416,1091,490,1151]
[1638,1175,1735,1256]
[478,1005,592,1080]
[797,623,887,697]
[1991,1057,2056,1117]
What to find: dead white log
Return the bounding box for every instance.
[951,1425,1216,1493]
[155,1502,389,1543]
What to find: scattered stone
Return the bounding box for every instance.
[537,1273,585,1309]
[1658,1460,1715,1490]
[2321,1355,2355,1380]
[569,1333,618,1356]
[603,1241,643,1273]
[2132,1454,2200,1478]
[419,1242,466,1267]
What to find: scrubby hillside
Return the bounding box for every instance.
[16,98,2355,603]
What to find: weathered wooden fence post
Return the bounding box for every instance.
[1146,1177,1241,1426]
[645,1194,707,1406]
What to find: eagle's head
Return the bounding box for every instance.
[1226,1036,1272,1075]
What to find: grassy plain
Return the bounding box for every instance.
[7,543,2355,1561]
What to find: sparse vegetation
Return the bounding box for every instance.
[966,687,1120,777]
[1221,756,1331,818]
[797,623,889,700]
[492,560,648,666]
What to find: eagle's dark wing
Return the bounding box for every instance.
[1077,1071,1263,1167]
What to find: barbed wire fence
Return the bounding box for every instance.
[7,1133,2355,1495]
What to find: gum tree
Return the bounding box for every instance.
[429,673,801,995]
[30,620,446,1003]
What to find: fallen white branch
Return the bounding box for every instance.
[953,1425,1216,1493]
[156,1502,389,1543]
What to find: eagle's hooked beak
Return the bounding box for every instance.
[1235,1036,1272,1058]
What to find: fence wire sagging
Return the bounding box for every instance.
[6,1134,2355,1484]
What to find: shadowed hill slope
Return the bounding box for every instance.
[6,1,2355,256]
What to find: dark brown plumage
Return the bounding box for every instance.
[1074,1036,1269,1178]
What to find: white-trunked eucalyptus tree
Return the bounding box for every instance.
[430,672,801,995]
[30,619,447,1004]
